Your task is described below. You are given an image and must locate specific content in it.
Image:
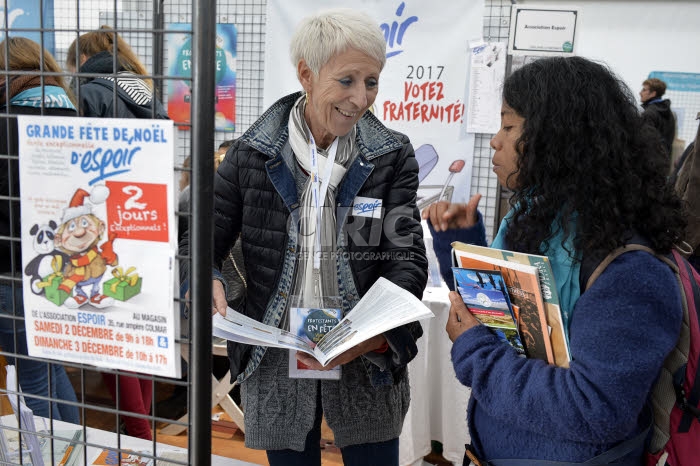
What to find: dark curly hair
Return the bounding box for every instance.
[502,56,685,260]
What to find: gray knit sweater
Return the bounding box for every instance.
[241,348,410,450]
[240,141,412,451]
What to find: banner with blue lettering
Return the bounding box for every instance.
[17,116,180,378]
[0,0,55,54]
[264,0,484,206]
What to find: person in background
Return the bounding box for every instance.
[0,37,80,423]
[178,140,233,228]
[640,77,676,160]
[66,25,168,440]
[673,114,700,273]
[217,139,234,158]
[423,56,685,464]
[212,139,246,310]
[65,25,167,119]
[179,8,427,465]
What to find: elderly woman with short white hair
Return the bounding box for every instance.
[179,7,427,466]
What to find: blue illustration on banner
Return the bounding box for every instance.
[165,23,237,131]
[380,2,418,59]
[0,0,55,54]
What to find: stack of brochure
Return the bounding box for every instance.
[91,449,187,465]
[213,277,434,367]
[452,242,571,367]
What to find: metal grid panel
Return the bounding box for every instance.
[0,0,205,463]
[161,0,267,161]
[53,0,123,64]
[667,88,700,144]
[473,0,513,241]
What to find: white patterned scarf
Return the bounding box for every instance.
[287,95,357,307]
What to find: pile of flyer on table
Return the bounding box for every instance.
[0,365,84,466]
[451,242,571,368]
[1,365,190,465]
[213,277,435,372]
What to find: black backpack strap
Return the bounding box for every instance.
[580,234,654,292]
[583,243,659,292]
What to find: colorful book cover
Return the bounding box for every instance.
[452,244,555,365]
[288,307,342,379]
[452,268,525,355]
[452,242,571,367]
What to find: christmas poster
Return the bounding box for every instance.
[17,116,180,377]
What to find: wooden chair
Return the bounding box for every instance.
[0,353,12,415]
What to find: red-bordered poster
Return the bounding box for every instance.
[17,116,180,377]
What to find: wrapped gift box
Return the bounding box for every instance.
[42,275,69,306]
[103,267,142,301]
[37,256,69,306]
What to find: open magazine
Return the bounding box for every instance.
[213,277,434,367]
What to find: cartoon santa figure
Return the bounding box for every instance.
[55,185,118,309]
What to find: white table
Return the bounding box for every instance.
[399,284,471,466]
[0,414,258,465]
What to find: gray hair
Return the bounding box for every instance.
[289,8,387,77]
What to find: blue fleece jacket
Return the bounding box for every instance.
[431,218,682,463]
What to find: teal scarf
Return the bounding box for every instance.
[491,208,581,340]
[10,86,76,110]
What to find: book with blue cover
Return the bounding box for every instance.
[288,306,343,379]
[452,267,525,355]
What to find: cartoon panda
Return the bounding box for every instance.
[24,221,68,294]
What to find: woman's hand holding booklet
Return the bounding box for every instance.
[212,277,435,367]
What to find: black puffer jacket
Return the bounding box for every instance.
[181,92,428,380]
[76,51,168,119]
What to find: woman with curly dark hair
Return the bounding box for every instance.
[423,56,686,464]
